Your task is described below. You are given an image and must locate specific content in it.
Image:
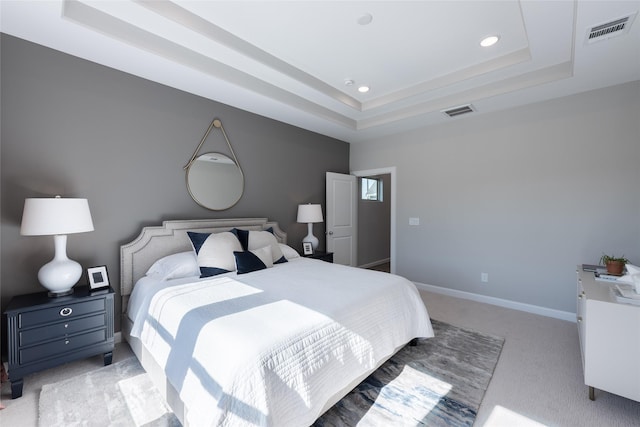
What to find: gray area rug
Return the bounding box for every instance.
[39,320,503,426]
[314,319,504,426]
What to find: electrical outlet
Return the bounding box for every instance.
[481,273,489,283]
[409,217,420,226]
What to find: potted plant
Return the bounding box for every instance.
[600,253,629,276]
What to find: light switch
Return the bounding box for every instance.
[409,217,420,226]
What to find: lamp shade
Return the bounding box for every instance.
[297,204,323,223]
[21,197,94,236]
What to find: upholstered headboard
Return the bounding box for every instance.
[120,218,286,303]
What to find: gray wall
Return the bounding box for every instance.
[357,174,391,267]
[351,81,640,314]
[0,34,349,330]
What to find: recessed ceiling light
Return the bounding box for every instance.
[480,35,500,47]
[358,86,370,93]
[358,13,373,26]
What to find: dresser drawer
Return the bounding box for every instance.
[20,329,107,364]
[19,298,105,328]
[19,313,106,347]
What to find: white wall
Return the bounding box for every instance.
[350,81,640,313]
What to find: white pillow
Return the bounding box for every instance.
[187,231,243,277]
[247,230,285,263]
[251,245,274,268]
[279,243,300,260]
[145,251,199,281]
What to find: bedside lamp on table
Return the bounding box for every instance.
[297,203,323,251]
[20,196,94,297]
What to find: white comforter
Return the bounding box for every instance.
[129,258,433,426]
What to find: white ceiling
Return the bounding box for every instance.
[1,1,639,144]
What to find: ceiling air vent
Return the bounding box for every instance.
[442,104,475,118]
[586,13,636,43]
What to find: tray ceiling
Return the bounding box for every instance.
[1,1,639,143]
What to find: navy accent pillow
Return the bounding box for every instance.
[187,231,209,254]
[230,228,287,264]
[187,231,243,277]
[234,251,267,274]
[199,267,231,277]
[230,228,250,250]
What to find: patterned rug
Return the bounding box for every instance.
[314,319,504,426]
[39,320,503,427]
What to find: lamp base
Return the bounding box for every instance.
[48,289,74,298]
[303,223,319,250]
[38,235,82,297]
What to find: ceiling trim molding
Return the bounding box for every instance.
[63,0,357,129]
[362,47,532,111]
[357,61,574,130]
[135,0,362,111]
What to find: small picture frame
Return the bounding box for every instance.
[87,265,110,291]
[302,242,313,255]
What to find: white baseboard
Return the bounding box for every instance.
[115,331,122,344]
[414,282,576,323]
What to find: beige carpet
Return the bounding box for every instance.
[421,290,640,426]
[2,290,639,426]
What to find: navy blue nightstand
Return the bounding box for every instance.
[4,285,115,398]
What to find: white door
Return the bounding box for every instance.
[326,172,357,266]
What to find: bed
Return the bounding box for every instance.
[120,218,433,426]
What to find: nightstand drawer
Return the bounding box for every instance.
[19,313,106,346]
[19,298,105,328]
[20,329,107,364]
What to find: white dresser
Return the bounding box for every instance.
[576,268,640,401]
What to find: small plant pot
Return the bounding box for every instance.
[605,260,626,276]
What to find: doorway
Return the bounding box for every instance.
[357,174,391,272]
[352,167,396,274]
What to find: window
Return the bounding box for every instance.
[361,177,383,201]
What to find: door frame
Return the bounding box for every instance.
[351,166,396,274]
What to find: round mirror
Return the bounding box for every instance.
[186,152,244,210]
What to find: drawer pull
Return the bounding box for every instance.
[64,323,69,328]
[577,316,583,322]
[578,294,583,299]
[65,339,70,345]
[60,307,73,317]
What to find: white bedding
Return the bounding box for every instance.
[128,257,433,426]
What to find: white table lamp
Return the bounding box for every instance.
[21,196,94,297]
[297,203,323,250]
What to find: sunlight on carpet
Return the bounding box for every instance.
[484,405,549,427]
[38,357,180,427]
[118,374,173,426]
[362,364,453,423]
